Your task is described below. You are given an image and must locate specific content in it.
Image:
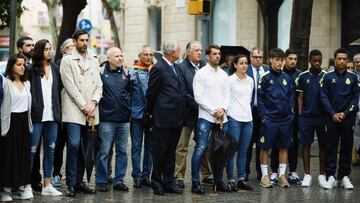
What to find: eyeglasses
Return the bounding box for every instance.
[252,56,263,59]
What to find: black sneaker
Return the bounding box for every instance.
[237,180,253,191]
[214,182,232,192]
[176,179,185,189]
[113,183,129,191]
[141,178,152,187]
[133,180,142,188]
[228,182,238,192]
[96,184,108,192]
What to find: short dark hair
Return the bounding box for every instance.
[309,49,322,59]
[205,44,220,55]
[6,53,27,82]
[72,29,89,41]
[269,48,285,59]
[16,36,33,49]
[229,54,248,75]
[285,48,297,57]
[333,48,349,59]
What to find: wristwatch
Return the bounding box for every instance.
[91,100,98,106]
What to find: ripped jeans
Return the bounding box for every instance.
[31,121,58,179]
[191,118,228,183]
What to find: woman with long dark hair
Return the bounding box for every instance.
[0,54,33,201]
[226,54,254,191]
[28,39,62,196]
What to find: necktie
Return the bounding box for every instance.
[171,64,177,76]
[256,67,260,84]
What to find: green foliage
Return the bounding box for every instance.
[0,0,24,29]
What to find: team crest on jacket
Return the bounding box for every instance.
[282,79,287,86]
[331,79,336,83]
[260,136,265,143]
[269,80,274,84]
[345,78,351,85]
[306,79,310,83]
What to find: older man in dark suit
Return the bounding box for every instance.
[245,48,269,181]
[146,40,186,195]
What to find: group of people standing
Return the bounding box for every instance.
[0,28,359,201]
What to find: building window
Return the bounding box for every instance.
[278,0,293,50]
[212,0,236,46]
[148,7,162,51]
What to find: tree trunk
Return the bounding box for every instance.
[289,0,313,71]
[257,0,284,62]
[55,0,87,61]
[101,0,121,48]
[45,1,59,46]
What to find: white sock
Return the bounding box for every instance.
[279,164,287,176]
[261,165,268,178]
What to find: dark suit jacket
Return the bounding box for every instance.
[246,64,269,108]
[146,57,186,128]
[177,58,204,126]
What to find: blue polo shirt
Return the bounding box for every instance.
[296,68,326,117]
[99,64,131,122]
[257,67,295,122]
[320,69,359,117]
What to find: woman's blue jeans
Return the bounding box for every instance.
[226,117,253,181]
[31,121,58,179]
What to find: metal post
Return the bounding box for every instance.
[9,0,17,55]
[197,14,210,57]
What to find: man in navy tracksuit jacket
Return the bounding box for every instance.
[257,48,294,188]
[270,49,301,184]
[297,49,327,187]
[320,48,359,190]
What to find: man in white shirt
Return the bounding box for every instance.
[191,44,230,194]
[245,48,269,181]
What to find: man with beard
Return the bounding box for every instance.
[60,30,103,197]
[16,37,34,68]
[191,44,231,194]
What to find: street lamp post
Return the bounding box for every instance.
[9,0,17,55]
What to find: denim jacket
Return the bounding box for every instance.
[129,67,149,119]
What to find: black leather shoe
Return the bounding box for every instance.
[164,186,183,194]
[65,186,76,197]
[176,179,185,189]
[237,180,253,191]
[96,184,108,192]
[141,178,152,187]
[31,183,43,192]
[214,182,232,192]
[134,180,142,188]
[75,182,96,194]
[202,177,214,185]
[191,182,205,194]
[228,182,238,192]
[153,187,164,195]
[113,183,129,191]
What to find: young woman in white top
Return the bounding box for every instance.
[226,54,254,191]
[0,54,33,201]
[28,39,62,196]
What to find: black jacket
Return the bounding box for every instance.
[178,58,203,126]
[28,63,62,122]
[146,57,186,128]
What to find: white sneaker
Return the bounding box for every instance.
[301,174,312,187]
[12,185,33,200]
[318,175,327,187]
[323,176,337,190]
[270,173,279,184]
[41,184,62,196]
[340,176,354,190]
[0,191,12,202]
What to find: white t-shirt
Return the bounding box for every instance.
[227,73,254,122]
[10,82,29,113]
[41,70,54,121]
